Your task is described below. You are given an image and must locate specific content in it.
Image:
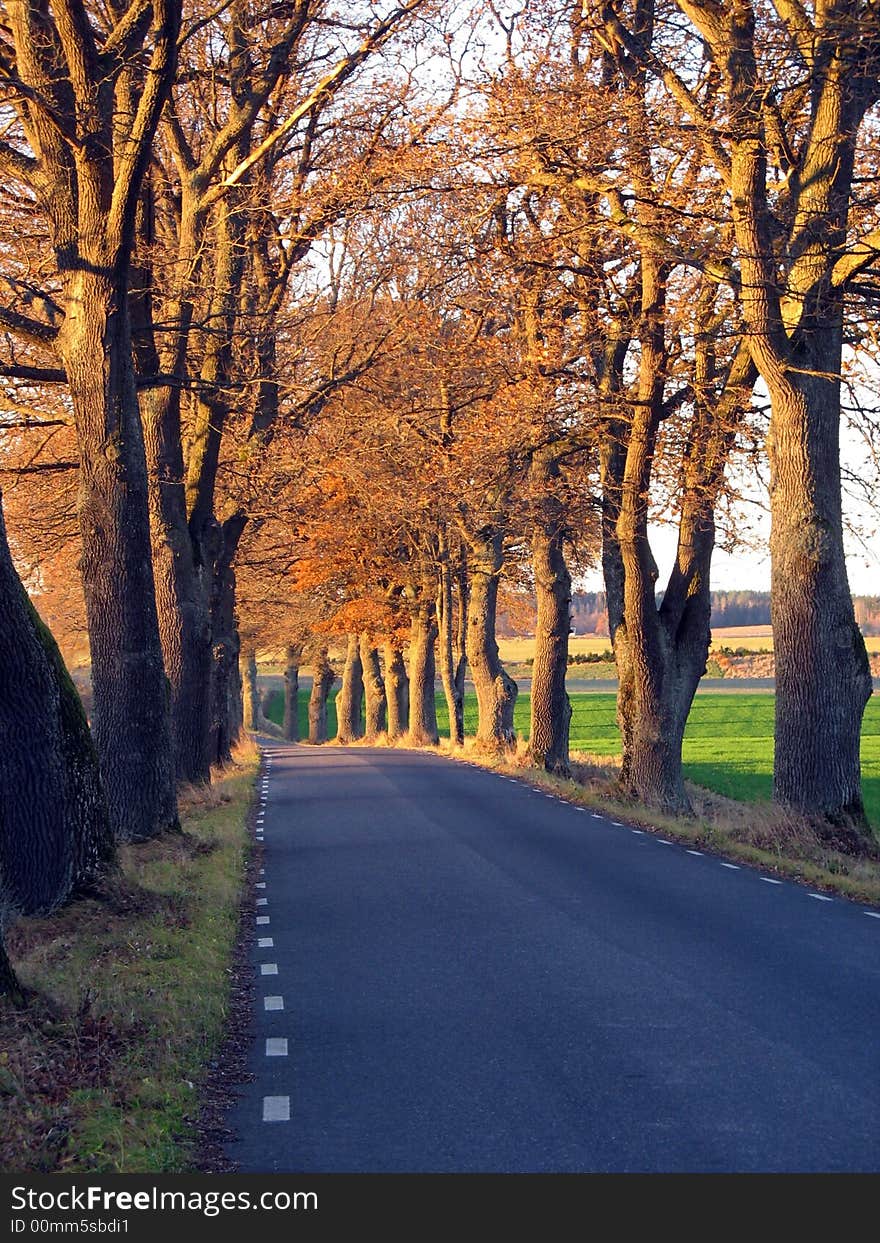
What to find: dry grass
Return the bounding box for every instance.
[495,628,880,662]
[442,739,880,906]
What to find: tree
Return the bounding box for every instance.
[136,0,431,779]
[361,635,388,741]
[308,647,336,744]
[0,0,180,839]
[480,2,756,806]
[597,0,879,832]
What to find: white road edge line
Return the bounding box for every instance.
[257,937,273,948]
[263,996,283,1011]
[265,1038,288,1058]
[808,894,832,902]
[864,911,880,920]
[760,877,783,885]
[260,963,278,975]
[721,863,740,870]
[686,849,702,856]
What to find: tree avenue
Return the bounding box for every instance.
[2,0,880,998]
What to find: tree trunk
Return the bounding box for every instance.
[599,412,633,783]
[408,596,439,746]
[769,375,873,834]
[384,644,409,741]
[528,461,572,775]
[308,649,335,744]
[241,649,260,732]
[283,645,301,742]
[360,636,387,741]
[208,516,246,766]
[228,635,243,747]
[58,269,178,841]
[437,534,465,746]
[465,530,517,750]
[132,215,214,789]
[139,385,214,786]
[335,635,364,744]
[0,494,113,995]
[0,930,24,1004]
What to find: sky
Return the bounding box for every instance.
[577,425,880,597]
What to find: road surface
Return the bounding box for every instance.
[225,743,880,1172]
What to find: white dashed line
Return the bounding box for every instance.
[258,937,274,948]
[686,849,703,856]
[864,912,880,920]
[657,839,673,845]
[631,829,644,835]
[263,995,283,1011]
[760,877,783,885]
[256,897,268,906]
[256,882,266,889]
[611,822,624,827]
[591,813,602,819]
[260,963,278,975]
[262,1095,290,1122]
[256,916,269,925]
[721,863,740,870]
[808,894,832,903]
[265,1038,288,1057]
[259,868,265,875]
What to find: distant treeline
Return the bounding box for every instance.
[554,591,880,635]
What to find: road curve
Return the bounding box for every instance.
[225,743,880,1173]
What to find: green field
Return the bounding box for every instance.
[266,689,880,829]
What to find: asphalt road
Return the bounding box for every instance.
[225,742,880,1173]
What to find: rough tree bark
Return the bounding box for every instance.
[241,649,260,732]
[207,515,246,765]
[528,455,572,776]
[283,644,302,741]
[437,530,466,746]
[465,529,517,750]
[360,636,387,741]
[135,195,213,787]
[383,643,409,741]
[335,635,364,744]
[0,493,113,997]
[407,588,439,747]
[308,649,336,744]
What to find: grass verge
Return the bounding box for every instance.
[0,740,259,1173]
